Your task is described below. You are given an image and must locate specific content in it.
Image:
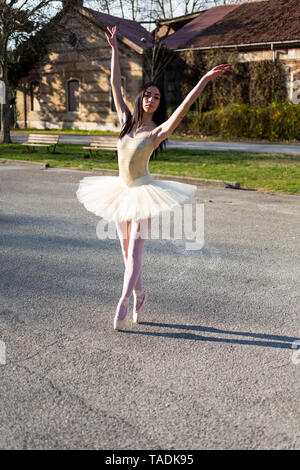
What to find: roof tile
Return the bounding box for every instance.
[183,0,300,49]
[82,7,153,50]
[163,5,239,49]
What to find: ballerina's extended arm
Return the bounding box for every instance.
[105,25,130,128]
[150,64,232,148]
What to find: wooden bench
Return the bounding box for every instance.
[83,136,118,159]
[22,134,60,153]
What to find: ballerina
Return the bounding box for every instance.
[76,25,231,331]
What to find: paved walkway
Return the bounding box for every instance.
[168,139,300,155]
[0,164,300,449]
[11,133,300,155]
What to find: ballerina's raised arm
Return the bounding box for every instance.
[105,25,130,128]
[150,64,231,149]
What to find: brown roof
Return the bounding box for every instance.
[81,7,153,51]
[163,0,300,50]
[158,12,200,25]
[157,11,201,32]
[163,4,239,49]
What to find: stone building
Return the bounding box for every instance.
[15,1,152,130]
[16,0,300,131]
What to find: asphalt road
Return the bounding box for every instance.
[11,132,300,155]
[0,163,300,450]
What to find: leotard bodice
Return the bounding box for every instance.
[117,134,155,187]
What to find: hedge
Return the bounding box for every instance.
[179,100,300,141]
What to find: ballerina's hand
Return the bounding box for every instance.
[204,64,232,81]
[105,25,118,48]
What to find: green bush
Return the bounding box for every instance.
[183,100,300,141]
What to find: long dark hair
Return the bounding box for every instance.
[118,81,168,159]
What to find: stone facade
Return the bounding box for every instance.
[163,45,300,113]
[16,9,144,131]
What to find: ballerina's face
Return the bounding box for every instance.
[142,86,161,114]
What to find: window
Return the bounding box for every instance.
[68,31,79,49]
[30,80,41,111]
[67,79,80,112]
[110,76,126,112]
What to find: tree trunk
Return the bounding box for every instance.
[1,106,11,143]
[0,73,11,144]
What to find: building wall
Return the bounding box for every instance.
[16,11,144,130]
[164,46,300,111]
[238,48,300,104]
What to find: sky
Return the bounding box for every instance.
[17,1,223,33]
[83,1,220,29]
[13,1,245,35]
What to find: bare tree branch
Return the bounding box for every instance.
[0,0,57,143]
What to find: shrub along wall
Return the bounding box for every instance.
[178,100,300,141]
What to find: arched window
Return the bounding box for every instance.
[30,80,41,111]
[67,79,80,112]
[68,31,79,49]
[110,76,126,112]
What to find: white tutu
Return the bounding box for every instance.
[76,133,197,223]
[76,174,197,223]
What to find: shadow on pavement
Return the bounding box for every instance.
[121,322,299,350]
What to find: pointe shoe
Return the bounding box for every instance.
[133,290,146,324]
[114,295,130,331]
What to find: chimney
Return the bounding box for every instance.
[62,0,83,7]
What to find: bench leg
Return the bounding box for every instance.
[44,145,56,153]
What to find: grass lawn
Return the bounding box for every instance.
[11,127,300,144]
[1,142,299,195]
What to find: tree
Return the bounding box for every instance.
[85,0,144,21]
[85,0,251,22]
[151,0,207,19]
[0,0,59,143]
[143,26,174,83]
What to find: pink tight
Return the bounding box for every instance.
[115,217,151,319]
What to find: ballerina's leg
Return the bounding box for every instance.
[115,218,149,294]
[115,220,130,266]
[115,218,148,320]
[131,217,150,295]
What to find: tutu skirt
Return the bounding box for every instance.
[76,174,197,223]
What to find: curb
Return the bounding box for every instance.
[0,158,44,167]
[0,158,241,189]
